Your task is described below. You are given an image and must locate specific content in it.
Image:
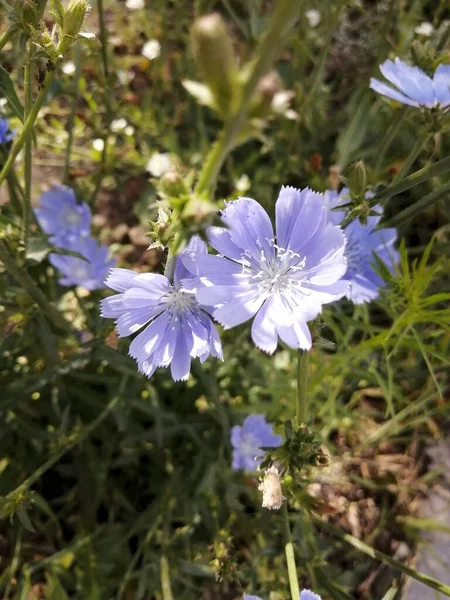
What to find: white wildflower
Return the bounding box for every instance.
[62,61,76,75]
[415,22,433,36]
[305,9,321,28]
[142,39,161,61]
[93,138,105,152]
[146,152,173,177]
[235,174,250,193]
[125,125,135,136]
[258,466,285,511]
[111,118,128,132]
[125,0,144,9]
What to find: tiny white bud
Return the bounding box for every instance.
[258,466,285,511]
[125,0,144,9]
[110,118,128,132]
[62,61,76,75]
[93,138,104,152]
[305,9,321,28]
[414,22,433,36]
[146,152,173,178]
[142,39,161,61]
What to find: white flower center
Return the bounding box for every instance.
[63,208,82,227]
[73,265,89,280]
[164,289,196,314]
[240,240,309,302]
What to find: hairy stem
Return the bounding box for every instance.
[91,0,113,203]
[296,349,309,423]
[283,504,301,600]
[23,42,33,246]
[195,0,300,195]
[0,70,55,187]
[63,42,82,184]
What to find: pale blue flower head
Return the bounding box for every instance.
[50,236,115,290]
[0,118,14,144]
[324,188,398,304]
[100,237,223,382]
[182,187,348,352]
[34,185,91,244]
[370,58,450,109]
[243,590,321,600]
[231,414,281,471]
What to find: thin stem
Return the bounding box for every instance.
[160,555,174,600]
[283,504,301,600]
[91,0,112,203]
[23,42,33,246]
[164,250,177,281]
[0,69,56,187]
[296,349,309,423]
[374,107,408,173]
[0,27,15,52]
[312,514,450,597]
[0,239,71,332]
[392,129,430,183]
[195,0,300,195]
[63,42,82,184]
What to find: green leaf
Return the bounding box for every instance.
[26,236,52,265]
[0,66,24,122]
[16,504,35,532]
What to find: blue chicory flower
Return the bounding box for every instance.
[243,591,321,600]
[0,117,14,144]
[50,236,115,290]
[100,237,223,381]
[34,185,91,245]
[231,414,282,471]
[182,187,348,352]
[324,188,398,304]
[370,58,450,109]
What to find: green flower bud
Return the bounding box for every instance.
[14,0,48,31]
[190,13,238,117]
[158,170,187,198]
[347,160,367,201]
[58,0,89,53]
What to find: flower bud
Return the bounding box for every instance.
[14,0,48,30]
[159,170,187,198]
[347,160,366,201]
[190,13,238,116]
[182,196,217,226]
[258,465,285,511]
[58,0,89,53]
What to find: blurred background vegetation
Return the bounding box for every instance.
[0,0,449,598]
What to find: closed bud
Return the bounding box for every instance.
[14,0,48,30]
[347,160,366,201]
[182,196,217,226]
[190,13,238,116]
[159,170,186,198]
[59,0,89,53]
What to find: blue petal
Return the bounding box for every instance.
[433,64,450,108]
[370,78,419,107]
[170,329,192,381]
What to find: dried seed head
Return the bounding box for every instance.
[258,465,285,511]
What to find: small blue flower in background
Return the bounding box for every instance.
[101,237,223,381]
[243,590,321,600]
[50,236,115,290]
[0,117,14,144]
[182,187,348,353]
[34,185,91,245]
[324,188,398,304]
[370,58,450,109]
[231,414,281,471]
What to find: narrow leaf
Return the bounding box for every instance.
[0,66,24,122]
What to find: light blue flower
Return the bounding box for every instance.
[370,58,450,108]
[182,187,348,352]
[0,117,14,144]
[324,188,398,303]
[50,236,115,290]
[231,415,281,471]
[34,185,91,245]
[100,237,223,381]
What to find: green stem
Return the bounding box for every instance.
[23,42,33,246]
[6,376,128,498]
[0,27,15,51]
[0,69,56,187]
[0,239,71,332]
[91,0,112,203]
[374,107,408,173]
[392,129,430,183]
[312,514,450,597]
[63,42,82,184]
[195,0,300,195]
[164,250,177,282]
[296,349,309,423]
[283,504,301,600]
[160,555,174,600]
